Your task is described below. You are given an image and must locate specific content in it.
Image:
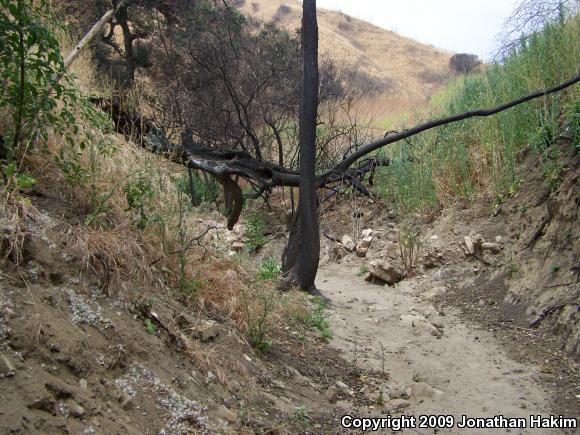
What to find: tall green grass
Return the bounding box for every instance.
[376,15,580,214]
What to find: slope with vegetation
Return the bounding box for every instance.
[235,0,452,121]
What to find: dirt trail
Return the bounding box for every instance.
[317,262,561,434]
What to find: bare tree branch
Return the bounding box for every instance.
[329,73,580,176]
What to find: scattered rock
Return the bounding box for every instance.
[400,314,442,337]
[355,236,373,257]
[28,397,56,415]
[407,382,444,400]
[45,382,73,399]
[271,379,286,389]
[361,229,373,238]
[210,405,239,426]
[335,381,350,395]
[383,398,411,413]
[341,235,356,251]
[0,353,16,378]
[481,242,501,254]
[331,243,348,260]
[367,261,404,285]
[385,242,401,259]
[464,236,475,254]
[231,242,245,253]
[118,391,134,410]
[79,379,88,390]
[387,210,396,220]
[422,286,447,300]
[67,399,85,418]
[192,320,219,342]
[325,386,338,403]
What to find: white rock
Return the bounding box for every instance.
[193,320,219,342]
[481,242,501,254]
[341,235,356,251]
[464,236,475,254]
[407,382,444,400]
[335,381,350,394]
[367,261,404,285]
[361,228,373,238]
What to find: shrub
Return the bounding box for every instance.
[246,212,266,251]
[243,290,274,353]
[449,53,482,75]
[375,15,580,214]
[258,257,281,280]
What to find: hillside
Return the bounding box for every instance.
[234,0,452,121]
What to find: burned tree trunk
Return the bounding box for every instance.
[281,0,320,292]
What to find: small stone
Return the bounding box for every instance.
[384,399,411,413]
[341,235,356,251]
[192,320,219,342]
[0,353,16,378]
[79,379,88,390]
[231,242,245,252]
[211,405,239,426]
[118,392,133,410]
[407,382,444,400]
[368,260,404,285]
[325,386,338,403]
[67,399,85,418]
[481,242,501,254]
[28,397,56,415]
[271,380,286,389]
[206,371,216,384]
[464,236,475,254]
[332,243,348,260]
[385,242,401,259]
[45,382,73,399]
[361,229,373,238]
[472,234,485,245]
[335,381,350,394]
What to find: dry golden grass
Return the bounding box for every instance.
[237,0,452,121]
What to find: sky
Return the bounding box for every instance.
[316,0,520,60]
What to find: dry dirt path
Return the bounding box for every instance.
[316,262,565,435]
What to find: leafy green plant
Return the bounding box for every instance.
[246,212,266,251]
[290,405,310,425]
[304,296,332,340]
[398,219,421,273]
[1,161,36,192]
[0,0,114,208]
[243,290,274,354]
[124,177,155,229]
[257,257,281,280]
[174,171,219,205]
[357,265,369,276]
[144,318,156,334]
[506,257,519,279]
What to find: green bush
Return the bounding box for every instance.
[258,257,281,280]
[174,171,219,205]
[304,296,332,340]
[0,0,113,201]
[246,212,266,251]
[375,14,580,213]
